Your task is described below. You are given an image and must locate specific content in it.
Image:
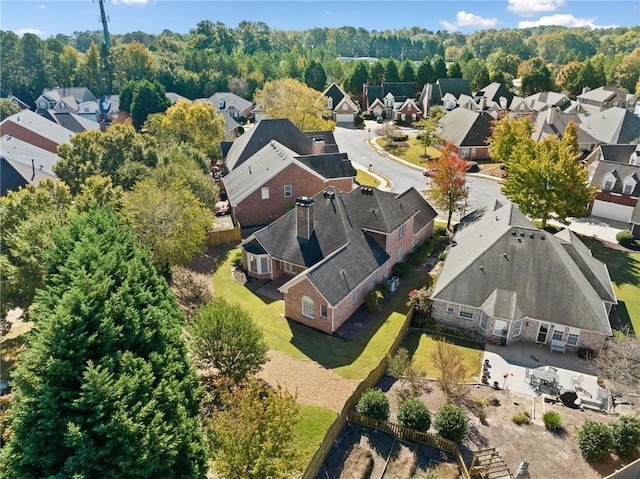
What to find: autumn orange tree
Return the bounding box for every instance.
[426,143,469,231]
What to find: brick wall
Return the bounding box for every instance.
[1,122,61,154]
[233,163,353,227]
[386,217,416,263]
[284,279,334,334]
[431,300,479,330]
[412,221,434,250]
[594,190,638,207]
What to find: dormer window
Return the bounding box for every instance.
[623,176,637,195]
[407,103,412,111]
[327,97,333,110]
[603,172,617,191]
[623,183,633,195]
[604,180,613,190]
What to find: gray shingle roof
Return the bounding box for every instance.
[532,111,597,145]
[396,188,438,234]
[579,107,640,144]
[245,185,434,305]
[432,200,615,335]
[223,118,313,171]
[207,92,253,115]
[474,82,514,107]
[296,153,356,179]
[438,108,493,147]
[1,135,58,195]
[1,110,74,146]
[40,110,100,133]
[589,147,640,195]
[323,83,346,108]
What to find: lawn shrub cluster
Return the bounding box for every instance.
[356,388,390,421]
[434,403,468,443]
[511,411,532,425]
[232,252,243,269]
[407,239,436,265]
[616,230,635,248]
[392,262,412,278]
[364,288,385,312]
[433,226,448,243]
[437,251,447,261]
[576,416,640,460]
[397,397,431,433]
[408,287,432,319]
[392,134,409,141]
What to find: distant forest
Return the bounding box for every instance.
[2,23,639,105]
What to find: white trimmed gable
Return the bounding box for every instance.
[603,171,617,190]
[383,92,395,108]
[623,174,638,195]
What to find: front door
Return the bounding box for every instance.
[537,323,550,343]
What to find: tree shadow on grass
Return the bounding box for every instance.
[582,237,640,288]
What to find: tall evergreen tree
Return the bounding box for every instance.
[303,59,327,91]
[432,55,448,80]
[417,58,435,85]
[130,79,171,130]
[369,61,385,85]
[447,61,462,79]
[1,207,207,479]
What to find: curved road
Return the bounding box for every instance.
[333,125,507,214]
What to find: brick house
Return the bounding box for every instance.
[431,200,616,353]
[241,186,437,333]
[0,110,73,154]
[437,108,493,160]
[1,135,58,195]
[586,144,640,225]
[363,82,417,120]
[223,140,356,227]
[322,83,360,124]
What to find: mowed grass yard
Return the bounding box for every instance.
[583,237,640,334]
[401,330,484,382]
[373,136,441,169]
[213,247,429,380]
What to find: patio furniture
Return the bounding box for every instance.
[571,375,584,388]
[551,339,566,354]
[530,368,558,389]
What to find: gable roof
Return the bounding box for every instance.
[579,107,640,144]
[323,83,347,107]
[245,186,433,306]
[206,92,253,114]
[98,94,120,115]
[438,108,494,147]
[366,82,415,109]
[223,118,314,170]
[525,91,571,111]
[42,87,97,104]
[165,92,189,105]
[589,147,640,195]
[474,82,514,108]
[577,86,634,105]
[296,153,356,179]
[532,110,597,146]
[1,135,58,195]
[1,110,74,147]
[432,200,615,334]
[395,188,437,234]
[0,90,29,110]
[40,110,100,133]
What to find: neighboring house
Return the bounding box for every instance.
[437,108,494,160]
[363,82,417,119]
[251,102,266,123]
[165,92,190,105]
[241,185,437,333]
[1,135,58,195]
[222,118,336,171]
[631,202,640,239]
[509,96,535,117]
[532,108,598,152]
[431,200,616,354]
[220,110,242,139]
[223,140,356,226]
[578,107,640,145]
[523,91,572,113]
[97,94,120,124]
[0,110,73,154]
[586,144,640,224]
[35,87,97,114]
[577,86,637,114]
[0,90,29,110]
[473,82,514,111]
[322,83,359,123]
[204,92,254,121]
[418,78,472,115]
[40,110,101,133]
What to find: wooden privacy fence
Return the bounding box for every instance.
[301,309,413,479]
[206,222,241,247]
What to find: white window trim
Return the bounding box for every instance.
[302,296,314,319]
[446,303,454,313]
[351,289,358,304]
[261,186,270,200]
[513,319,523,337]
[398,222,406,239]
[284,185,292,197]
[479,313,488,332]
[566,328,581,346]
[459,305,474,319]
[248,254,271,275]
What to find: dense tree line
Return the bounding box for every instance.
[2,25,638,106]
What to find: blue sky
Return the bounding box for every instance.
[2,0,638,38]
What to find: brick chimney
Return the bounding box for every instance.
[311,137,325,155]
[295,197,314,240]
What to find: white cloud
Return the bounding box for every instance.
[518,14,617,29]
[507,0,565,17]
[111,0,148,4]
[325,11,333,16]
[39,4,46,9]
[15,28,44,37]
[440,11,498,31]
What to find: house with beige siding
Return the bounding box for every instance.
[241,186,437,333]
[431,200,616,354]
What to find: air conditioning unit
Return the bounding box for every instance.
[386,276,400,292]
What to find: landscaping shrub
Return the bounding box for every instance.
[576,420,613,461]
[407,239,436,265]
[437,251,447,261]
[392,262,412,278]
[610,415,640,457]
[434,404,467,443]
[616,230,635,248]
[433,225,447,238]
[397,397,431,432]
[542,411,563,431]
[408,287,432,317]
[364,288,384,312]
[411,314,435,329]
[356,388,390,421]
[232,252,243,269]
[511,411,531,425]
[392,134,409,142]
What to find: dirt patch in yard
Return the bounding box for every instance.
[258,350,359,412]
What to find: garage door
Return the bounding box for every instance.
[335,113,353,123]
[591,200,634,223]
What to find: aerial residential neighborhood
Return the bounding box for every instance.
[1,5,640,479]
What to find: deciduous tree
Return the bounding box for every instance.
[593,330,640,394]
[413,117,441,158]
[1,207,207,479]
[486,115,534,164]
[188,299,269,383]
[431,340,468,401]
[207,378,300,479]
[121,177,210,271]
[0,98,20,120]
[254,78,335,132]
[426,143,469,231]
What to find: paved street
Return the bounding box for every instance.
[333,124,507,216]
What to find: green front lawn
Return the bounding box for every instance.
[582,238,640,334]
[374,136,441,168]
[401,330,484,382]
[293,404,338,470]
[213,247,430,380]
[1,321,33,381]
[355,169,381,188]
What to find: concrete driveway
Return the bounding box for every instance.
[481,342,609,411]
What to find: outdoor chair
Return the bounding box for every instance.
[547,366,558,373]
[571,375,584,388]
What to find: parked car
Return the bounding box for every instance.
[376,116,383,123]
[422,168,436,177]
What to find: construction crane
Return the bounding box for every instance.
[98,0,111,49]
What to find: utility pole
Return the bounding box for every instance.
[98,0,111,49]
